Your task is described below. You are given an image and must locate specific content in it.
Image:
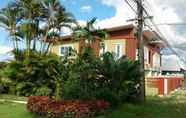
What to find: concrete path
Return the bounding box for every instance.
[0,99,27,104]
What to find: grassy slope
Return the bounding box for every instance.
[98,91,186,118]
[0,102,36,118]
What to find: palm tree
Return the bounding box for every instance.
[40,0,76,54]
[0,4,21,52]
[17,0,42,57]
[0,0,76,58]
[74,18,108,48]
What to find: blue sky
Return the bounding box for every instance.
[61,0,115,21]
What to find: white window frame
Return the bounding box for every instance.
[114,43,123,59]
[144,46,149,63]
[135,49,139,60]
[100,42,107,56]
[59,44,74,57]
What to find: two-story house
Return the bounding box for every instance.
[50,24,164,77]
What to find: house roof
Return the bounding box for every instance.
[143,30,165,47]
[54,24,165,47]
[105,24,135,32]
[60,24,135,40]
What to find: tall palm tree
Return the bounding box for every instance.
[0,0,76,57]
[17,0,42,57]
[0,4,21,52]
[74,18,108,48]
[40,0,76,54]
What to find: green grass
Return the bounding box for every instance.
[98,91,186,118]
[1,91,186,118]
[0,102,37,118]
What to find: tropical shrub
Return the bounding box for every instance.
[63,48,141,106]
[27,96,109,118]
[63,47,101,100]
[0,48,141,107]
[98,52,141,104]
[0,52,64,97]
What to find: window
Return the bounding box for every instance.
[144,47,149,63]
[59,45,74,57]
[136,49,139,60]
[148,50,151,64]
[114,43,122,59]
[100,42,107,55]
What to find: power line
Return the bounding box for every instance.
[124,0,186,64]
[141,3,186,63]
[125,0,186,66]
[149,23,186,26]
[124,0,137,14]
[135,0,185,63]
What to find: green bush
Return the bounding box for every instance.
[0,48,141,106]
[35,86,52,96]
[0,52,62,97]
[62,49,141,106]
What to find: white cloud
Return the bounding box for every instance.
[0,46,13,62]
[96,0,136,28]
[162,55,185,71]
[0,46,13,54]
[81,5,92,13]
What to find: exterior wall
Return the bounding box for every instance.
[101,39,126,56]
[50,27,162,77]
[50,41,79,56]
[153,52,161,69]
[144,46,150,67]
[108,29,137,60]
[146,77,184,96]
[145,44,162,77]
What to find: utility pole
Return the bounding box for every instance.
[137,0,145,101]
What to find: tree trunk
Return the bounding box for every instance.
[55,80,63,101]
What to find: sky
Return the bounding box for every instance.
[0,0,186,70]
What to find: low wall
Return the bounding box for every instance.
[146,77,184,96]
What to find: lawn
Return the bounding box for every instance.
[98,90,186,118]
[1,91,186,118]
[0,102,36,118]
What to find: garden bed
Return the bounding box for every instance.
[27,96,109,118]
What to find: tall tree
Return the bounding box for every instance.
[0,4,21,52]
[40,0,76,54]
[17,0,41,57]
[0,0,76,58]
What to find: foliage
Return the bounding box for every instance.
[0,0,76,58]
[99,52,141,103]
[0,48,141,106]
[63,47,101,100]
[27,96,109,118]
[0,52,63,96]
[62,48,141,106]
[73,18,108,47]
